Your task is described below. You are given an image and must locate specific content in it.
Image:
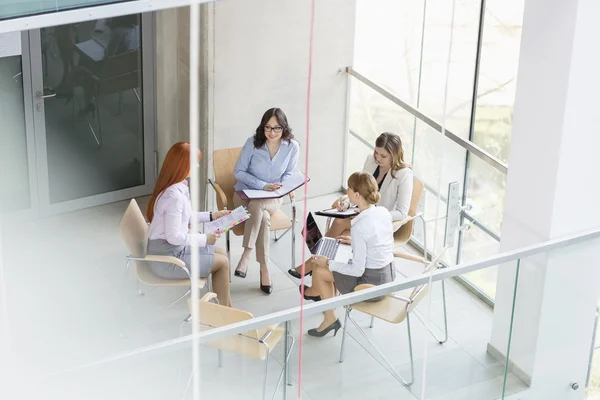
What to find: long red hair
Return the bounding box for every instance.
[146,142,201,222]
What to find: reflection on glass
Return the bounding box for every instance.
[41,16,144,204]
[0,55,30,214]
[0,0,132,20]
[472,0,524,162]
[461,225,500,299]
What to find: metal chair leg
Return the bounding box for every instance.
[262,344,270,400]
[137,281,157,296]
[274,326,295,400]
[226,230,232,282]
[427,279,449,344]
[274,228,291,242]
[369,316,375,328]
[339,307,351,363]
[347,313,414,386]
[144,288,191,325]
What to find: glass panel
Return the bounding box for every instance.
[460,224,500,299]
[472,0,525,162]
[0,1,136,20]
[40,16,144,203]
[418,0,481,138]
[353,0,426,107]
[0,51,30,214]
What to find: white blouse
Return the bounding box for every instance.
[363,154,413,222]
[147,181,211,247]
[328,206,394,277]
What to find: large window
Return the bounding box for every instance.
[350,0,524,302]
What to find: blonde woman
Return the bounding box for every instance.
[299,172,395,337]
[288,132,411,279]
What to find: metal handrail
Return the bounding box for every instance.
[346,66,508,175]
[55,227,600,372]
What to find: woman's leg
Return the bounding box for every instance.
[325,218,352,238]
[232,193,252,274]
[210,253,231,307]
[245,198,282,286]
[306,264,338,331]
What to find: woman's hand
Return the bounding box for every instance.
[264,183,283,191]
[337,195,350,211]
[212,210,231,219]
[310,255,329,267]
[336,235,351,245]
[206,232,221,245]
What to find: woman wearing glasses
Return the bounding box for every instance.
[233,108,299,294]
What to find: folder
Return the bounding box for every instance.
[314,207,359,219]
[237,171,310,200]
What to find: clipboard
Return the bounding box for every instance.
[314,207,359,219]
[237,171,310,200]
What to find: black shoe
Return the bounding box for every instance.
[260,275,272,294]
[288,268,312,279]
[299,285,321,302]
[234,269,247,279]
[308,319,342,337]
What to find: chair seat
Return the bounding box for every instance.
[200,324,284,360]
[351,288,413,324]
[136,264,207,288]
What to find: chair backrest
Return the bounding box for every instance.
[394,176,424,244]
[119,199,148,258]
[189,294,260,339]
[213,147,242,210]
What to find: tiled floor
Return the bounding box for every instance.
[0,194,528,399]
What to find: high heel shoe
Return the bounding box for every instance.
[299,285,321,302]
[288,269,312,279]
[234,269,247,279]
[260,272,272,294]
[307,319,342,337]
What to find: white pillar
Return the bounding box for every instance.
[489,0,600,398]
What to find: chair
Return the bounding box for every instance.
[205,147,297,279]
[338,251,447,386]
[119,199,207,323]
[73,49,141,147]
[182,293,294,400]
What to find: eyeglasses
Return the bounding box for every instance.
[264,125,283,133]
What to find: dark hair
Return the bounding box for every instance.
[375,132,410,177]
[253,108,294,148]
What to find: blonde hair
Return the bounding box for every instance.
[375,132,410,177]
[347,172,380,205]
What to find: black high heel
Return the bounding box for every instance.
[234,269,247,279]
[308,319,342,337]
[288,268,313,279]
[299,285,321,302]
[260,271,272,294]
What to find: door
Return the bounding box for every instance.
[26,13,156,216]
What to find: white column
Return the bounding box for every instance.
[489,0,600,398]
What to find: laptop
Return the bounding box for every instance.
[304,213,352,263]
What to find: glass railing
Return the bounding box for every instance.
[0,1,130,20]
[21,229,600,399]
[345,67,507,305]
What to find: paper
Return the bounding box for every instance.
[75,39,106,62]
[243,171,309,198]
[0,32,21,58]
[204,206,250,234]
[319,207,359,217]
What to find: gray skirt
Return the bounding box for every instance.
[333,263,396,300]
[147,239,214,279]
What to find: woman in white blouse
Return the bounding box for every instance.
[288,132,411,280]
[299,172,395,337]
[146,142,231,307]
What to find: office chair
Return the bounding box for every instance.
[119,199,207,323]
[205,147,297,280]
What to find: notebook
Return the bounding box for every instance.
[204,206,250,234]
[242,171,309,199]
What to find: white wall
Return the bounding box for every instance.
[210,0,356,198]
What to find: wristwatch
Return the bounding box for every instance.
[209,212,213,221]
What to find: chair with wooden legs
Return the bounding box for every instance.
[338,251,447,386]
[119,199,207,323]
[205,147,297,280]
[181,293,294,400]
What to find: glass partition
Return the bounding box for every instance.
[0,1,134,20]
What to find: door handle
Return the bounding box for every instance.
[36,89,56,99]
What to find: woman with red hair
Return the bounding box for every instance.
[146,142,231,306]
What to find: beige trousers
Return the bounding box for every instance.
[233,193,283,264]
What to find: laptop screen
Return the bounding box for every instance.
[304,213,323,255]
